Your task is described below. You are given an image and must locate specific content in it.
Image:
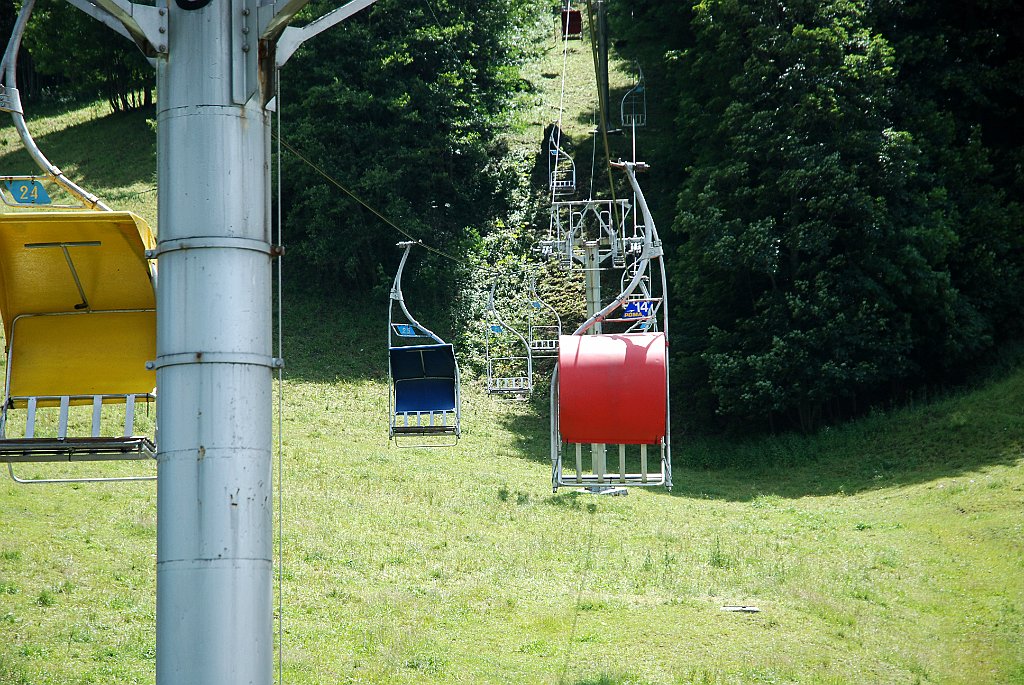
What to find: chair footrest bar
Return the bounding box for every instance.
[391,425,458,435]
[0,437,156,462]
[555,473,666,487]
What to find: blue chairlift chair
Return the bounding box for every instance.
[388,242,461,446]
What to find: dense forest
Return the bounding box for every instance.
[612,0,1024,432]
[11,0,1024,435]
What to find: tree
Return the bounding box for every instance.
[279,0,543,300]
[24,2,152,111]
[871,0,1024,368]
[614,0,1024,434]
[665,0,965,431]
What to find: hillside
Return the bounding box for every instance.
[2,272,1023,683]
[1,39,1023,685]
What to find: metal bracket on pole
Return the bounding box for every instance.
[67,0,168,57]
[232,0,259,104]
[145,236,277,259]
[270,0,381,68]
[147,352,285,370]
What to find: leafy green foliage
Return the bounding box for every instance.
[670,0,928,431]
[616,0,1024,432]
[872,0,1024,363]
[23,3,152,111]
[279,0,545,301]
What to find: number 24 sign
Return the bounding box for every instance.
[7,180,51,205]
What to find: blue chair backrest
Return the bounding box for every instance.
[390,344,457,413]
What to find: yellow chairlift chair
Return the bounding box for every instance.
[0,210,158,483]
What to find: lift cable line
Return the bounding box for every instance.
[558,508,598,684]
[588,108,599,201]
[274,134,468,268]
[275,132,514,282]
[274,69,286,685]
[585,0,620,227]
[549,0,575,205]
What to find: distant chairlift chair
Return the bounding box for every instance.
[559,1,582,40]
[547,124,576,197]
[484,279,532,396]
[527,275,561,359]
[0,211,158,483]
[388,242,461,446]
[0,3,157,484]
[620,64,647,129]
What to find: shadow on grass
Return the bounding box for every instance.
[492,391,553,466]
[671,385,1024,502]
[0,106,155,192]
[279,288,390,384]
[496,362,1024,501]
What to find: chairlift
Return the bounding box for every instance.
[559,1,582,40]
[544,197,632,269]
[388,242,461,446]
[0,212,158,483]
[483,279,532,396]
[620,63,647,129]
[550,161,671,492]
[526,275,561,358]
[0,3,157,483]
[547,124,576,196]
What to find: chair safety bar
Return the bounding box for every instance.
[391,409,459,447]
[530,337,559,351]
[553,441,668,490]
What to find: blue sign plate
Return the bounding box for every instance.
[7,180,50,205]
[622,299,655,319]
[393,324,419,338]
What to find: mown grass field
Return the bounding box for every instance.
[2,286,1023,684]
[1,39,1023,685]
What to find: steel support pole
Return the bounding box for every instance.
[595,0,610,134]
[584,241,602,335]
[154,2,274,683]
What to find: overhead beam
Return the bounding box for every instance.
[272,0,380,66]
[68,0,167,57]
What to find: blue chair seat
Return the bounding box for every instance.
[390,344,458,414]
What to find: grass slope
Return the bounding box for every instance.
[2,281,1022,684]
[1,77,1022,685]
[0,101,157,226]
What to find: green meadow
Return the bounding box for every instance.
[0,37,1022,683]
[1,262,1021,683]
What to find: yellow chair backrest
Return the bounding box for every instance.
[0,211,156,403]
